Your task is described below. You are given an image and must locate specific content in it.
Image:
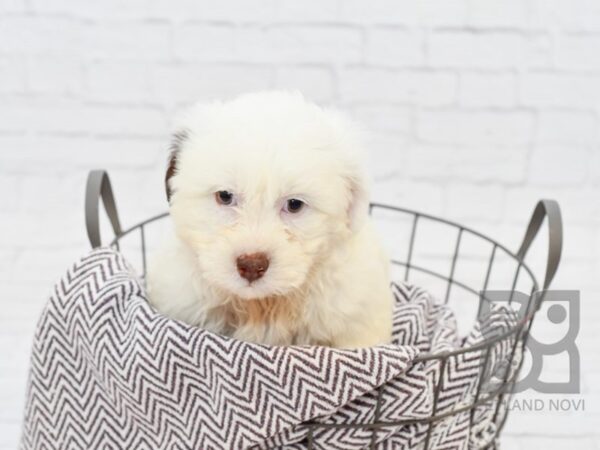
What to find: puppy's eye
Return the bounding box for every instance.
[284,198,305,213]
[215,190,235,206]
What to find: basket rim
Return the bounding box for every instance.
[110,203,539,288]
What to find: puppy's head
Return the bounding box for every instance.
[166,91,369,300]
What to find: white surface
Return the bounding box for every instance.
[1,0,599,448]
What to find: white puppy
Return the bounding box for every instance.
[147,91,393,348]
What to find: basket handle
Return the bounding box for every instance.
[516,199,563,291]
[85,170,123,248]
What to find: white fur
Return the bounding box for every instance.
[147,91,393,348]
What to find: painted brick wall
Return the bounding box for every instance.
[1,1,599,448]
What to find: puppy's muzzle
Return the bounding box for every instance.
[236,253,270,283]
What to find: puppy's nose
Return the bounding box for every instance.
[236,252,270,283]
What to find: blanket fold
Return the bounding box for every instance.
[21,248,518,450]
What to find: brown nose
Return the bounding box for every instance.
[236,253,270,283]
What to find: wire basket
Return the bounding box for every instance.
[85,170,563,449]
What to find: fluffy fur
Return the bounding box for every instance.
[147,91,393,348]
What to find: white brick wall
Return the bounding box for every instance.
[1,1,599,448]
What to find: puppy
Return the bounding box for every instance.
[147,91,393,348]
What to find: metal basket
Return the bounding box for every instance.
[85,170,563,449]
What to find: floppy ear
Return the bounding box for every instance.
[345,171,370,232]
[165,129,189,203]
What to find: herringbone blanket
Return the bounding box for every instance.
[21,248,518,449]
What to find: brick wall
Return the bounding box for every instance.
[1,1,599,448]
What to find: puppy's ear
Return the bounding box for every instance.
[165,129,189,203]
[345,171,370,232]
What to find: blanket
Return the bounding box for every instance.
[20,248,519,449]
